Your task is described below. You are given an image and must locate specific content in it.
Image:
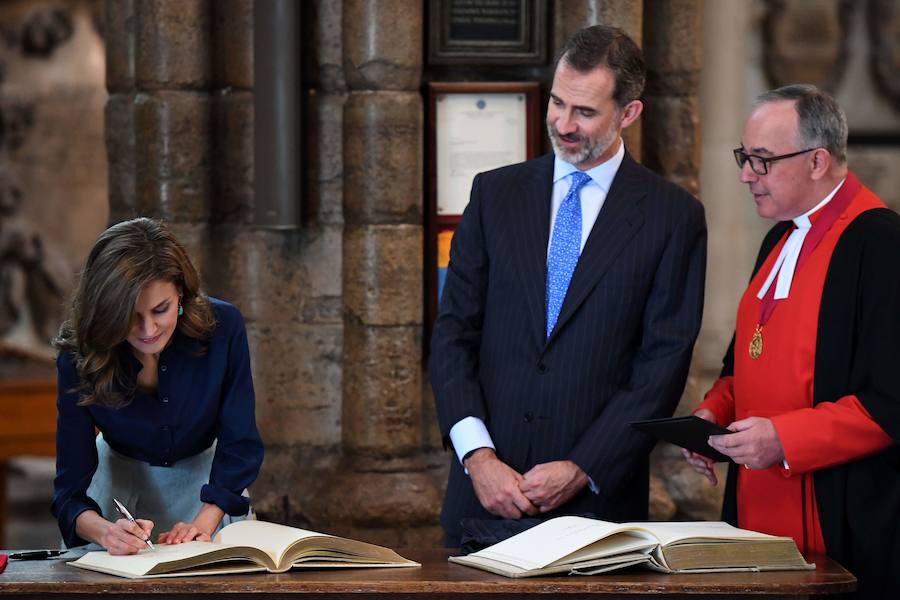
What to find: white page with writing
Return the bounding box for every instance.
[473,516,657,570]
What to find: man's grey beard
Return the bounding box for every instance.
[546,119,619,167]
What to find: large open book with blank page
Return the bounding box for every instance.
[69,520,418,578]
[449,516,814,577]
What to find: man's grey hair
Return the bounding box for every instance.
[754,84,848,165]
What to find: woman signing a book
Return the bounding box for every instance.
[51,218,263,555]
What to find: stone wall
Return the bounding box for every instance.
[15,0,897,546]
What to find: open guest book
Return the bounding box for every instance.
[69,520,419,578]
[450,516,814,577]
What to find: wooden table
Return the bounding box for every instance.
[0,548,856,599]
[0,378,57,547]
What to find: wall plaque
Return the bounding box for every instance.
[428,0,547,65]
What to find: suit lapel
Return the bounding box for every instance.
[547,153,646,345]
[508,154,554,349]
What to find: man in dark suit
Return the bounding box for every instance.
[430,25,707,545]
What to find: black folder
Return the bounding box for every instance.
[630,416,734,463]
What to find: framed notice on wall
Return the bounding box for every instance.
[425,82,542,356]
[429,82,541,220]
[436,92,528,215]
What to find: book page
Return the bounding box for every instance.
[559,534,656,565]
[451,551,651,578]
[71,541,253,577]
[473,516,659,570]
[214,520,333,566]
[287,537,419,568]
[631,521,782,546]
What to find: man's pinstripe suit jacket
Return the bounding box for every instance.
[430,152,707,540]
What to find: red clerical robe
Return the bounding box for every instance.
[698,178,894,555]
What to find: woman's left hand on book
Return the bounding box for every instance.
[157,522,212,544]
[158,502,223,544]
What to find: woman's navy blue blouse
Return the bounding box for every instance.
[51,298,263,547]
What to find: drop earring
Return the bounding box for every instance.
[178,304,184,316]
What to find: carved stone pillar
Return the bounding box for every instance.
[552,0,643,58]
[552,0,643,159]
[642,0,707,521]
[641,0,703,196]
[106,0,212,259]
[211,0,254,222]
[106,0,136,224]
[314,0,441,546]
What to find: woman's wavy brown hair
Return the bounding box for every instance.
[53,218,215,408]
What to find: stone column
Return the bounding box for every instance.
[313,0,441,546]
[552,0,643,159]
[211,0,254,224]
[110,0,213,261]
[106,0,136,224]
[696,0,763,372]
[641,0,703,196]
[641,0,709,521]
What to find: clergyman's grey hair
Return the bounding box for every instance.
[754,84,848,165]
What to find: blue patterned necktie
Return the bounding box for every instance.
[546,171,591,339]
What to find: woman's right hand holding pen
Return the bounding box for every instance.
[103,517,155,555]
[75,510,155,555]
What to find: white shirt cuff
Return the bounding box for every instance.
[449,416,495,466]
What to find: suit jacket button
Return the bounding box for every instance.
[524,412,534,422]
[537,362,547,373]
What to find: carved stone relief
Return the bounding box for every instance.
[868,0,900,112]
[19,6,74,57]
[763,0,853,92]
[0,1,106,361]
[0,95,67,354]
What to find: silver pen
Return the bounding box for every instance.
[113,497,155,550]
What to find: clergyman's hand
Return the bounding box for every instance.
[464,448,539,519]
[681,408,719,485]
[519,460,588,513]
[708,416,785,470]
